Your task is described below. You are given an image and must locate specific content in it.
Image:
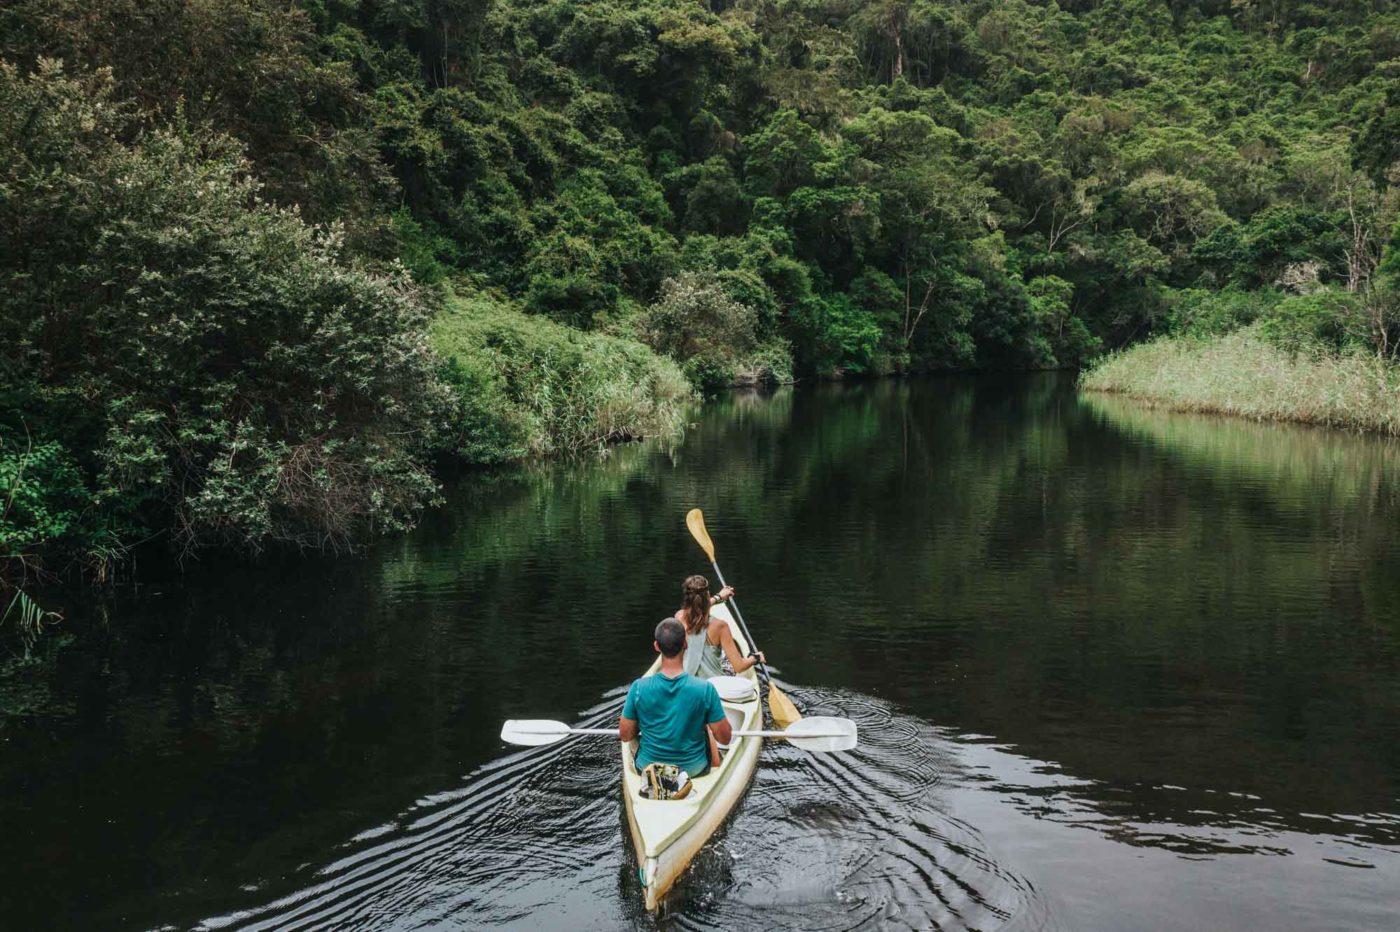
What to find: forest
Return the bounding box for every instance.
[3,0,1400,598]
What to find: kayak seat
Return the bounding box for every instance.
[710,675,756,703]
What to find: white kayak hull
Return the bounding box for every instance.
[620,603,763,909]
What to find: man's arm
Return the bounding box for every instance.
[620,681,640,742]
[704,684,732,745]
[624,674,644,738]
[708,716,732,746]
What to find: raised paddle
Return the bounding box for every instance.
[685,508,803,729]
[501,716,858,753]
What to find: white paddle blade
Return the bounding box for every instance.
[784,716,858,752]
[501,719,573,746]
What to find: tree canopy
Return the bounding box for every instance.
[3,0,1400,577]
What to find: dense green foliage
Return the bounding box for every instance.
[1,61,449,575]
[637,272,795,386]
[433,293,693,461]
[4,0,1400,579]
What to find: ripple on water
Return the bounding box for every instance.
[195,687,1039,930]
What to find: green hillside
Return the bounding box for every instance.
[3,0,1399,583]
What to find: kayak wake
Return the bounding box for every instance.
[195,687,1036,930]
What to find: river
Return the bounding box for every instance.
[2,375,1398,930]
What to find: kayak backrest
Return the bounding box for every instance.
[710,675,756,702]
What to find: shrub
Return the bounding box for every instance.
[0,60,449,565]
[0,435,92,560]
[432,294,693,459]
[784,292,882,375]
[1258,289,1368,354]
[732,341,797,386]
[1027,275,1102,367]
[637,272,761,388]
[1164,288,1282,337]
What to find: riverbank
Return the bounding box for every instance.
[1081,327,1400,435]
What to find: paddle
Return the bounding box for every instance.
[501,716,858,753]
[685,508,803,729]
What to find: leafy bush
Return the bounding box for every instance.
[0,61,448,565]
[1164,288,1282,337]
[1027,275,1102,367]
[392,209,460,285]
[433,294,693,459]
[733,342,798,386]
[1190,208,1348,289]
[637,272,763,388]
[791,293,883,375]
[1258,289,1369,354]
[0,436,92,559]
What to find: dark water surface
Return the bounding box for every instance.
[3,375,1399,930]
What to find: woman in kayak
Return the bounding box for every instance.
[675,574,765,679]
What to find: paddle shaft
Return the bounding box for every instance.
[708,560,773,690]
[512,726,846,740]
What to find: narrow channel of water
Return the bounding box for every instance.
[2,375,1398,929]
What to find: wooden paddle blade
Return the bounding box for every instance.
[500,719,572,746]
[685,508,716,562]
[783,716,858,752]
[767,683,803,729]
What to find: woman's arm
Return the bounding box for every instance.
[714,620,764,673]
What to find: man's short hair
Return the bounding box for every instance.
[655,618,686,657]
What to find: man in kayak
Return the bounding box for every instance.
[620,618,733,776]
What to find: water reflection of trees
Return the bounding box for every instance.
[667,377,1400,847]
[407,375,1400,849]
[406,375,1400,815]
[5,377,1400,927]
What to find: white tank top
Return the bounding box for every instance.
[683,627,725,679]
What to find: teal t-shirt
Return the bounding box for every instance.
[622,671,726,774]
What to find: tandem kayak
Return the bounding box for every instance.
[620,601,763,910]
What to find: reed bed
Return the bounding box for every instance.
[1081,327,1400,435]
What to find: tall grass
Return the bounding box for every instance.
[1081,326,1400,435]
[1,588,61,658]
[431,293,695,462]
[1083,392,1400,506]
